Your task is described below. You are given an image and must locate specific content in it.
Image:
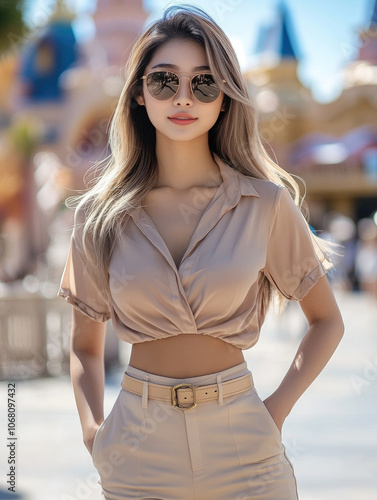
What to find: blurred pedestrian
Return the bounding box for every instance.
[355,218,377,298]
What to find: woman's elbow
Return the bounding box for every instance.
[327,312,345,340]
[70,308,107,356]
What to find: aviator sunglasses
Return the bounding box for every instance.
[140,70,226,104]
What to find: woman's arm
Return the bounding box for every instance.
[70,308,107,454]
[263,274,345,431]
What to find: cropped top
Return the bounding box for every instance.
[57,154,333,350]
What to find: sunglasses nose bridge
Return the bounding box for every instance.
[173,75,194,102]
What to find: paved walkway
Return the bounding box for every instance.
[0,291,376,499]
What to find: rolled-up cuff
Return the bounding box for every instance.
[57,288,111,322]
[292,262,334,301]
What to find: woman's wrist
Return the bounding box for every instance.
[83,421,103,455]
[263,391,293,432]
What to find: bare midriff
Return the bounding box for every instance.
[129,334,245,378]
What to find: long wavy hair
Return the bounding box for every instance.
[65,4,338,318]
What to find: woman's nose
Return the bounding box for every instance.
[173,76,194,106]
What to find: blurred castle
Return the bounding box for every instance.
[244,1,377,225]
[0,0,149,282]
[0,0,376,284]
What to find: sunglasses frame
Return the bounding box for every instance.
[140,70,226,104]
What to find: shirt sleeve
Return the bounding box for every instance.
[263,185,334,301]
[57,204,111,322]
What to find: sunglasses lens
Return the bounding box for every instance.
[146,71,179,100]
[145,72,221,103]
[192,74,221,103]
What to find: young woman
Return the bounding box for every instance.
[58,5,344,499]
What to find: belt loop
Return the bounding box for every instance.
[142,376,149,409]
[216,374,224,406]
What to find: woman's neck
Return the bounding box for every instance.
[154,134,222,190]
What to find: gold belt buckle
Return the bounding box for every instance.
[171,383,197,410]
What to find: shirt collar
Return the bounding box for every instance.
[128,153,262,275]
[212,153,261,205]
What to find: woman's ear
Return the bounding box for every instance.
[135,94,145,106]
[220,95,228,112]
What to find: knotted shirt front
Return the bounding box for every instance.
[58,154,333,349]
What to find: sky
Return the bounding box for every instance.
[24,0,376,103]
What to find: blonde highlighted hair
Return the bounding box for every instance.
[65,4,337,316]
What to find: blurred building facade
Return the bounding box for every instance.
[0,0,147,379]
[0,0,376,291]
[244,0,377,293]
[0,0,149,282]
[244,1,377,223]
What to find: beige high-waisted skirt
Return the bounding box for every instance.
[91,361,299,499]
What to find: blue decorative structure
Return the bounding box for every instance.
[253,1,299,63]
[19,13,78,101]
[369,0,377,27]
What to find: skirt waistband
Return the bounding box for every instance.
[125,361,250,387]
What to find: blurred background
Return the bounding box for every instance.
[0,0,376,499]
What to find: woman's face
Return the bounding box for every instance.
[136,39,226,144]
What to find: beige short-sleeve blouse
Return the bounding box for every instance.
[57,154,333,350]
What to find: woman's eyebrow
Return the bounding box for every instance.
[150,63,211,71]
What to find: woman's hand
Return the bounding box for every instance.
[261,276,344,437]
[70,308,107,457]
[84,423,102,456]
[262,394,289,434]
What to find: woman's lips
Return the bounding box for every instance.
[168,116,197,125]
